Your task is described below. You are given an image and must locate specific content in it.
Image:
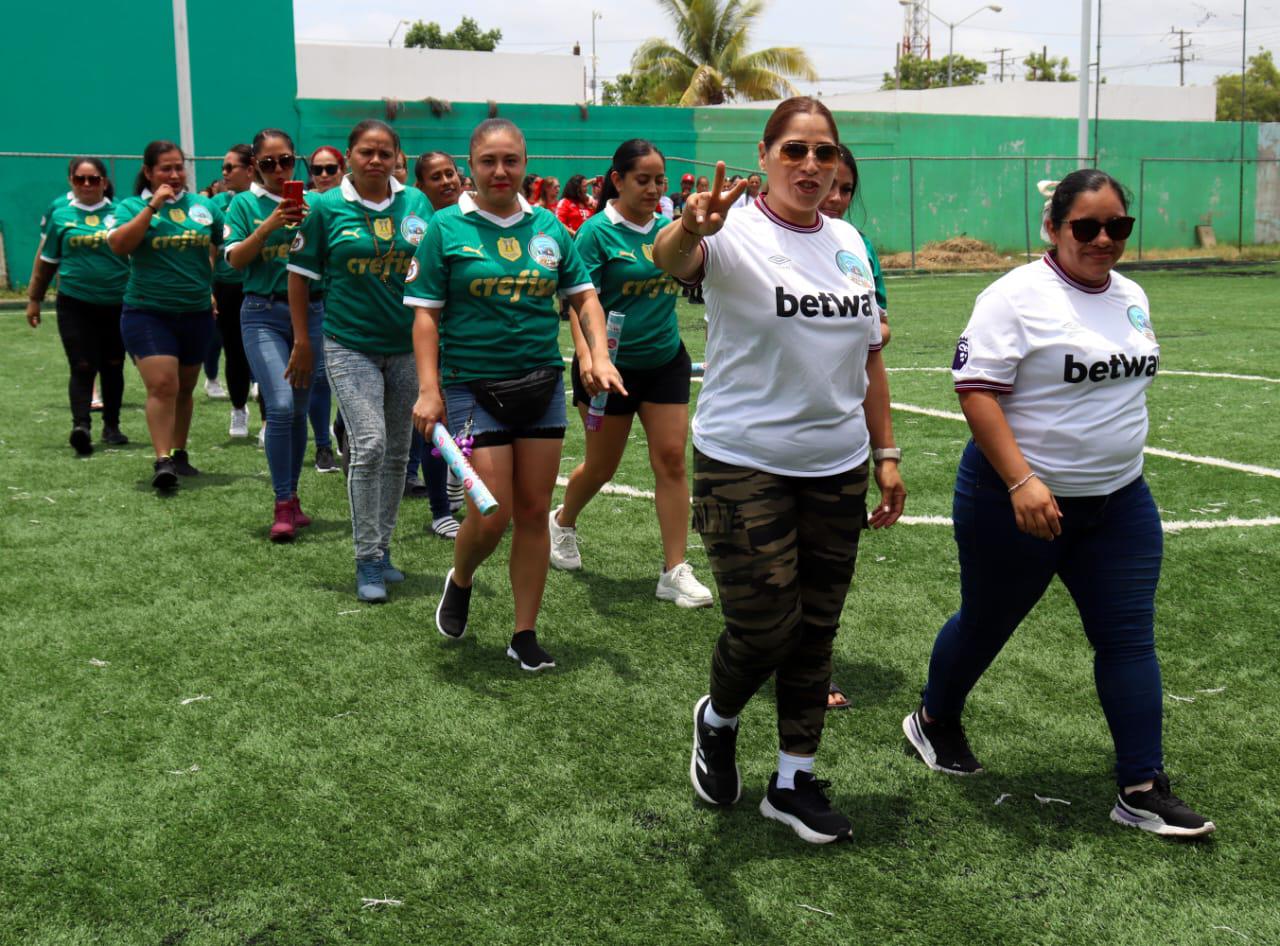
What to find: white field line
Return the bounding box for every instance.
[883,365,1280,384]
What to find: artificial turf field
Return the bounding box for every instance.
[2,265,1278,945]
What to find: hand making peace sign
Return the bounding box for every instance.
[679,162,749,237]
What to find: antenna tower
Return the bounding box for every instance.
[901,1,932,59]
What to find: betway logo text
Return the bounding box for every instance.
[775,287,874,319]
[1064,352,1159,383]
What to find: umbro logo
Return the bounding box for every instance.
[768,254,790,266]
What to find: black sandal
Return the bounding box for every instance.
[827,681,851,711]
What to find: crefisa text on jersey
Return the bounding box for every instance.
[775,287,875,318]
[1064,351,1160,383]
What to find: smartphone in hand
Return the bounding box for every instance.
[282,180,305,205]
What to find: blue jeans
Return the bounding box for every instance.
[240,296,325,501]
[309,372,333,449]
[324,339,416,562]
[924,441,1165,787]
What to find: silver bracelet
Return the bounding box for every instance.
[1008,471,1038,494]
[872,447,901,463]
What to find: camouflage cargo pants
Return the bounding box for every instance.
[691,449,869,755]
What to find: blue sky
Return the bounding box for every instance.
[293,0,1279,96]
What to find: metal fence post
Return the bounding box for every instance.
[1023,159,1032,262]
[1137,158,1145,262]
[908,157,916,269]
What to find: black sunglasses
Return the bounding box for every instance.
[312,164,341,176]
[72,174,103,186]
[222,161,248,173]
[1067,216,1135,242]
[778,141,840,167]
[256,154,296,173]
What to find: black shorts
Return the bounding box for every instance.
[571,342,691,416]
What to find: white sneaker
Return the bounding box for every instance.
[205,378,228,399]
[229,407,249,438]
[548,505,582,570]
[258,424,267,447]
[657,562,713,608]
[249,382,260,401]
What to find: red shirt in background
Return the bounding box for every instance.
[555,198,592,234]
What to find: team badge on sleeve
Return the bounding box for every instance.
[952,336,970,370]
[374,217,394,241]
[406,258,419,283]
[400,214,427,245]
[188,204,213,226]
[497,237,522,261]
[168,207,187,224]
[290,232,305,252]
[528,233,561,270]
[1127,305,1155,341]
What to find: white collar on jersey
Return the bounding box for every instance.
[250,181,284,204]
[140,188,185,205]
[603,199,656,235]
[69,198,110,212]
[340,174,403,212]
[756,195,823,234]
[458,191,533,228]
[1043,251,1111,294]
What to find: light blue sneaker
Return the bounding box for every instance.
[380,550,405,583]
[356,559,387,603]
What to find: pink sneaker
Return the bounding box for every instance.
[270,500,296,542]
[289,495,311,528]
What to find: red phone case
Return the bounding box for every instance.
[283,181,304,204]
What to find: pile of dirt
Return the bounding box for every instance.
[882,236,1008,270]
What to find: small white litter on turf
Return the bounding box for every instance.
[1034,794,1070,806]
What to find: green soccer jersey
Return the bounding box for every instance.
[288,177,431,356]
[864,237,887,313]
[114,190,224,313]
[404,193,593,384]
[40,191,73,230]
[573,203,681,370]
[211,190,244,285]
[225,184,314,298]
[39,199,129,304]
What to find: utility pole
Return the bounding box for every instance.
[1168,27,1195,86]
[591,10,602,106]
[992,47,1011,82]
[1078,0,1091,164]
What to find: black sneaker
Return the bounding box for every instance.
[1111,772,1216,838]
[903,704,983,776]
[760,771,853,844]
[507,629,555,672]
[101,426,129,446]
[404,476,429,498]
[69,425,93,456]
[314,445,338,473]
[152,457,178,491]
[690,695,741,806]
[435,568,471,639]
[170,449,200,477]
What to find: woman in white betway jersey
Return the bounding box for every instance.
[902,169,1215,839]
[654,96,906,845]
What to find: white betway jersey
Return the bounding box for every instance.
[952,254,1159,496]
[693,198,883,477]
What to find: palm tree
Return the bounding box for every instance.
[630,0,817,106]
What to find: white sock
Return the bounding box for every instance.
[704,702,737,730]
[776,751,814,790]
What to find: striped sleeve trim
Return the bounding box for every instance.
[560,282,595,297]
[868,342,884,353]
[222,242,241,262]
[286,263,321,281]
[39,253,59,264]
[403,296,445,309]
[954,380,1014,393]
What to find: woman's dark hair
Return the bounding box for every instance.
[597,138,665,206]
[415,150,456,186]
[833,144,866,224]
[68,156,114,200]
[761,96,840,150]
[1047,168,1130,230]
[469,118,526,157]
[347,119,400,152]
[522,174,540,199]
[249,130,293,182]
[563,174,589,205]
[134,140,183,194]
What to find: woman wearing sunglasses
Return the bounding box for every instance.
[207,144,254,436]
[109,139,225,491]
[653,97,905,844]
[288,119,433,599]
[902,168,1215,839]
[26,157,130,454]
[303,145,345,474]
[224,129,321,542]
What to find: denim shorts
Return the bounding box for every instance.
[120,305,215,365]
[444,374,567,448]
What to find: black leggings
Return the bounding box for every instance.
[55,294,125,428]
[213,281,250,409]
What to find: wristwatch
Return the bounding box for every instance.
[872,447,902,463]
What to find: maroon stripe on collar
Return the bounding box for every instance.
[1043,253,1111,294]
[757,196,823,233]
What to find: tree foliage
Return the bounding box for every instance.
[881,54,988,90]
[1216,49,1280,122]
[630,0,817,106]
[1024,50,1075,82]
[602,72,678,106]
[404,16,501,52]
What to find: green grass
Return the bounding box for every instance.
[2,266,1278,945]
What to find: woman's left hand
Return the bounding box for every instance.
[285,340,313,389]
[869,460,905,529]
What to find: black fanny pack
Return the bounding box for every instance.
[469,367,562,428]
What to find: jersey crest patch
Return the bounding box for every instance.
[84,214,100,227]
[497,237,522,261]
[168,207,187,224]
[290,232,305,253]
[400,214,427,246]
[373,217,394,241]
[528,233,560,270]
[835,249,872,288]
[952,336,970,370]
[103,214,116,229]
[406,258,420,283]
[642,243,654,262]
[1127,304,1155,340]
[188,204,213,227]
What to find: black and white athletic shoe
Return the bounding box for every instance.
[903,704,983,776]
[69,425,93,456]
[1110,772,1216,838]
[151,457,178,491]
[507,629,555,671]
[170,449,200,477]
[435,568,471,639]
[760,771,853,844]
[690,695,741,806]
